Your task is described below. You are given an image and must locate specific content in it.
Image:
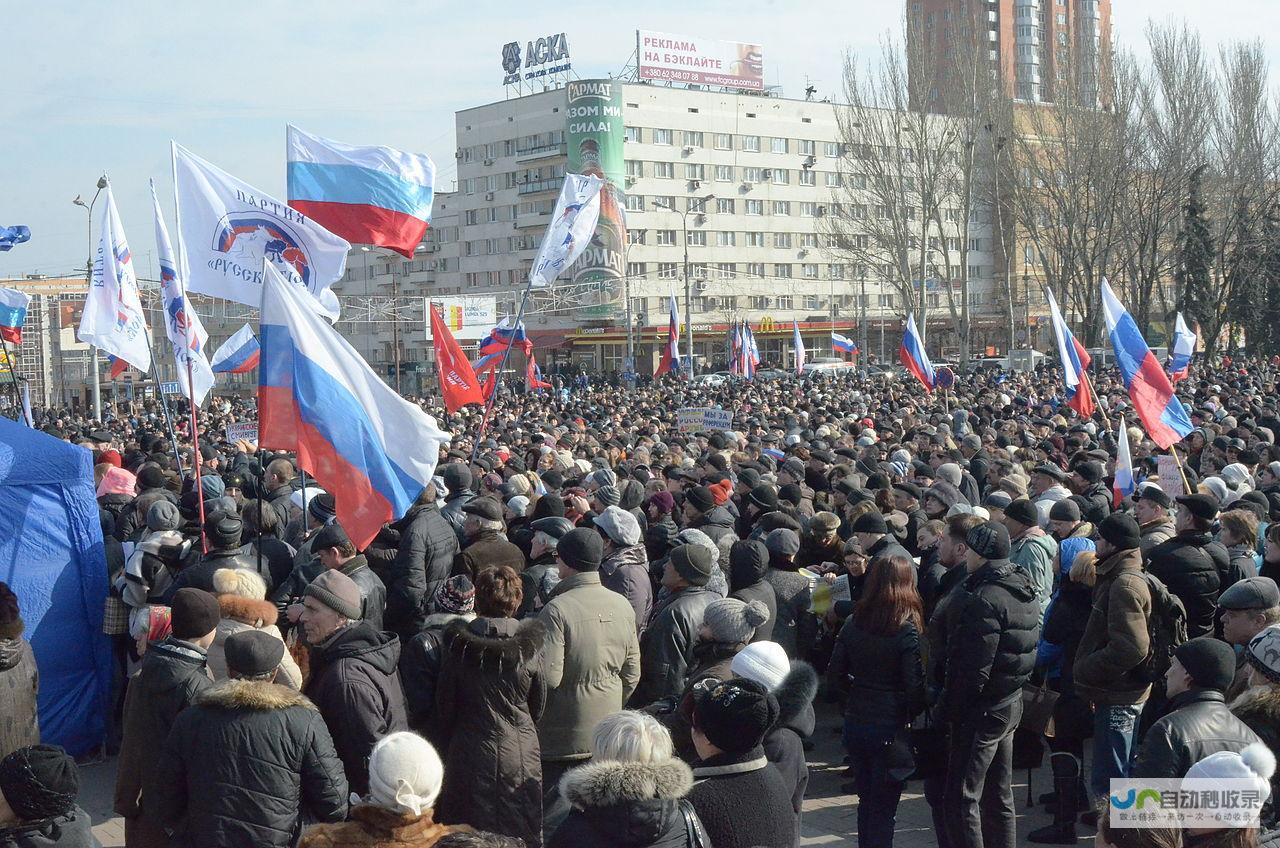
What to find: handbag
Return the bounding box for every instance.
[908,720,948,781]
[678,798,710,848]
[102,595,130,636]
[1020,679,1060,737]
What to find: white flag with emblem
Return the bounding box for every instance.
[529,173,603,288]
[151,180,215,405]
[173,142,350,320]
[78,181,151,372]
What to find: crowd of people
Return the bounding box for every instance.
[5,357,1280,847]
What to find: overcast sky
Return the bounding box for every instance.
[2,0,1278,280]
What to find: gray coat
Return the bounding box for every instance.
[0,632,38,761]
[599,543,653,636]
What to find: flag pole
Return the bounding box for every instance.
[470,279,534,463]
[0,337,25,423]
[186,357,208,553]
[1079,368,1112,431]
[144,330,185,475]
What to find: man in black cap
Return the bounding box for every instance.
[517,516,572,618]
[935,521,1040,848]
[452,497,524,581]
[1069,461,1110,521]
[0,745,94,842]
[438,463,476,544]
[632,543,718,707]
[850,510,911,564]
[536,527,640,788]
[1131,636,1261,779]
[164,509,259,599]
[312,522,387,631]
[1147,493,1229,638]
[151,630,348,848]
[682,485,737,546]
[1134,484,1177,556]
[115,588,221,848]
[1059,514,1151,841]
[1218,576,1280,701]
[686,678,795,848]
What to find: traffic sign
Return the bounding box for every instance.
[160,382,182,395]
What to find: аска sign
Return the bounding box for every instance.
[502,34,571,85]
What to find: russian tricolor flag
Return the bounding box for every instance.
[0,286,31,344]
[287,125,436,259]
[258,263,450,549]
[1101,278,1193,450]
[210,324,261,374]
[1046,287,1094,419]
[656,288,681,378]
[899,313,935,391]
[1167,312,1196,382]
[831,332,858,355]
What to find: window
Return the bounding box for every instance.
[688,196,709,213]
[1056,12,1066,24]
[802,294,820,309]
[776,294,793,308]
[771,169,790,184]
[741,135,761,152]
[878,294,895,307]
[626,262,646,279]
[968,264,984,279]
[715,263,735,278]
[654,128,674,145]
[773,201,791,216]
[770,137,789,154]
[799,233,818,248]
[655,195,676,211]
[685,163,705,181]
[744,166,763,183]
[798,139,815,155]
[714,164,734,182]
[944,207,961,222]
[624,126,641,143]
[688,230,707,247]
[750,295,770,309]
[655,230,676,246]
[658,262,679,279]
[968,290,986,306]
[714,132,733,150]
[848,173,868,189]
[875,204,891,220]
[774,233,792,249]
[654,161,675,179]
[824,141,840,157]
[802,263,819,279]
[747,262,766,277]
[746,231,765,247]
[1023,243,1036,264]
[829,264,845,280]
[947,237,962,251]
[465,209,479,225]
[625,160,644,178]
[716,198,735,214]
[849,204,868,219]
[774,264,792,279]
[717,231,736,247]
[689,263,709,279]
[746,199,764,216]
[626,194,645,212]
[799,201,818,217]
[969,237,984,252]
[799,169,816,186]
[684,130,704,147]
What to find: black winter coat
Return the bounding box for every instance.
[517,553,561,619]
[550,758,697,848]
[633,586,716,707]
[440,492,475,544]
[727,540,776,642]
[384,501,459,637]
[645,516,679,563]
[935,559,1040,728]
[1133,688,1261,779]
[338,555,387,632]
[165,548,265,601]
[397,612,473,744]
[687,748,795,848]
[304,622,409,796]
[689,507,736,546]
[436,617,547,848]
[926,565,968,692]
[150,679,348,848]
[763,662,817,843]
[1147,530,1226,638]
[827,617,926,728]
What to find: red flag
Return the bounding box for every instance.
[526,356,551,391]
[429,303,484,412]
[108,355,128,380]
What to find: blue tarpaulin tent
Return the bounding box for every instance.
[0,416,111,755]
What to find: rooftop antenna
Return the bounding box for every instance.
[804,77,817,101]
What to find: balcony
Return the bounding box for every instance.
[515,143,566,163]
[518,178,563,195]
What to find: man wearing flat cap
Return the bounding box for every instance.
[1148,493,1230,638]
[1030,464,1071,528]
[1134,484,1177,556]
[934,521,1040,848]
[151,630,348,848]
[1219,577,1280,701]
[452,497,525,581]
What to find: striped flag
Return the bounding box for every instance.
[0,287,31,344]
[831,332,858,355]
[898,314,934,391]
[1046,287,1094,419]
[78,181,151,372]
[210,324,261,374]
[1167,312,1196,382]
[656,288,681,377]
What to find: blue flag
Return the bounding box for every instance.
[0,226,31,251]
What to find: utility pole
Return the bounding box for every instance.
[655,196,713,378]
[73,176,108,418]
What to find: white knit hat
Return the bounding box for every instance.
[731,641,790,691]
[1184,742,1275,825]
[365,732,444,816]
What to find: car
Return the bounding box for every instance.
[802,359,857,376]
[692,371,730,387]
[755,368,791,381]
[861,363,902,379]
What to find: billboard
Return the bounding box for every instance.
[424,296,497,341]
[565,79,627,289]
[637,30,764,91]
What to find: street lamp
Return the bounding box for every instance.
[653,195,713,377]
[73,175,109,419]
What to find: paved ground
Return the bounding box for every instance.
[79,705,1091,846]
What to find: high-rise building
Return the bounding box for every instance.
[910,0,1111,107]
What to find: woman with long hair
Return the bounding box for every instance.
[824,554,926,847]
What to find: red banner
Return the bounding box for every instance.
[429,304,484,412]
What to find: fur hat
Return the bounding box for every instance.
[693,678,780,754]
[212,568,267,601]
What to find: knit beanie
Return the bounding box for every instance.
[937,463,962,487]
[1048,499,1081,523]
[693,678,780,754]
[137,465,168,491]
[646,490,675,515]
[731,641,791,691]
[1005,498,1039,528]
[146,500,181,532]
[434,575,476,616]
[965,521,1011,560]
[686,486,715,513]
[1246,626,1280,685]
[1175,636,1237,692]
[366,732,444,816]
[594,485,621,507]
[702,598,769,644]
[1098,513,1141,550]
[1184,744,1276,822]
[558,527,604,572]
[308,493,338,524]
[850,511,888,535]
[304,569,364,620]
[764,528,801,557]
[506,495,530,518]
[708,480,733,506]
[0,745,80,821]
[669,544,715,587]
[170,588,221,639]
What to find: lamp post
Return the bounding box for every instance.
[73,175,108,419]
[623,240,635,387]
[654,195,713,377]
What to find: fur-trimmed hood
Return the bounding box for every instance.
[196,678,317,712]
[445,616,545,668]
[218,594,278,628]
[773,660,819,736]
[1233,685,1280,735]
[560,758,694,808]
